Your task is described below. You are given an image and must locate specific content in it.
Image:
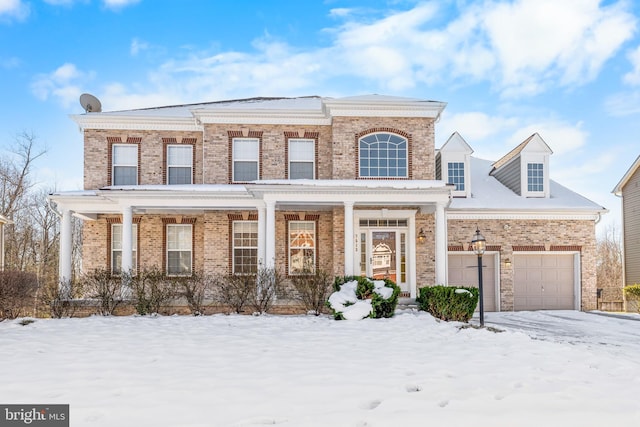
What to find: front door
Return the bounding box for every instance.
[360,229,408,293]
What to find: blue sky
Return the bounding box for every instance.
[2,0,640,234]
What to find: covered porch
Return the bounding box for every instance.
[49,180,452,298]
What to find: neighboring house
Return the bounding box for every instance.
[613,155,640,289]
[0,214,8,271]
[48,95,607,311]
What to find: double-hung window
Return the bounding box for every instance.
[112,144,138,185]
[288,138,315,179]
[447,162,465,191]
[359,133,408,178]
[111,223,137,274]
[288,221,316,274]
[166,224,192,275]
[232,138,259,182]
[527,163,544,193]
[167,145,193,184]
[232,221,258,274]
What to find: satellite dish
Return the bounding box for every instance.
[79,93,102,113]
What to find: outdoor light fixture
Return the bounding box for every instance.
[417,228,426,243]
[504,258,512,268]
[471,228,486,327]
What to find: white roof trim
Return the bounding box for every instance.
[191,108,331,125]
[613,155,640,196]
[70,114,201,131]
[324,97,446,119]
[447,211,603,221]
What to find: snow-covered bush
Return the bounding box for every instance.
[327,276,400,320]
[416,285,478,322]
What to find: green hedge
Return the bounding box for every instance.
[416,285,479,322]
[329,276,401,320]
[624,284,640,300]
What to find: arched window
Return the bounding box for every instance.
[359,132,408,178]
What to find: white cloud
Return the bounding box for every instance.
[605,91,640,116]
[438,112,518,144]
[31,63,94,108]
[329,8,352,18]
[130,38,149,56]
[623,45,640,85]
[102,0,140,10]
[63,1,636,111]
[0,0,29,20]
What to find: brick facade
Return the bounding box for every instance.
[447,219,597,311]
[65,96,602,314]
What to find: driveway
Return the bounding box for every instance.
[483,310,640,352]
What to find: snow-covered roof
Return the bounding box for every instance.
[451,157,607,212]
[70,95,447,129]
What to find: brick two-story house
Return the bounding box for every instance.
[49,95,606,311]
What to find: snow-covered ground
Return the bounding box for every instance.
[1,310,639,427]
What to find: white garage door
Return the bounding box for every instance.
[448,253,497,312]
[513,254,575,311]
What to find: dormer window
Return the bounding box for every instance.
[491,133,552,198]
[437,132,473,197]
[527,163,544,192]
[447,162,465,191]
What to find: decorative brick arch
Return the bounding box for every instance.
[354,128,413,179]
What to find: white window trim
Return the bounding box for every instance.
[288,220,316,275]
[167,144,193,185]
[439,152,471,197]
[166,224,192,276]
[111,223,137,274]
[232,221,258,274]
[112,143,138,186]
[288,138,315,180]
[232,137,260,182]
[521,153,549,198]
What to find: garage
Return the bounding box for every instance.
[448,253,497,312]
[513,254,577,311]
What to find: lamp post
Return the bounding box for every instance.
[471,228,486,327]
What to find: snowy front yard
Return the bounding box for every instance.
[1,311,639,426]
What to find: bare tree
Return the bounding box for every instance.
[596,224,623,305]
[0,132,46,273]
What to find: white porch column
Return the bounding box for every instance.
[59,207,73,291]
[265,200,276,268]
[257,205,267,267]
[344,201,355,276]
[121,205,133,274]
[435,201,448,285]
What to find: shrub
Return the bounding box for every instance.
[251,266,283,314]
[328,276,400,320]
[0,271,38,320]
[416,285,479,322]
[39,278,82,318]
[290,268,333,315]
[218,273,256,314]
[623,284,640,313]
[176,272,219,316]
[128,268,178,315]
[83,268,123,316]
